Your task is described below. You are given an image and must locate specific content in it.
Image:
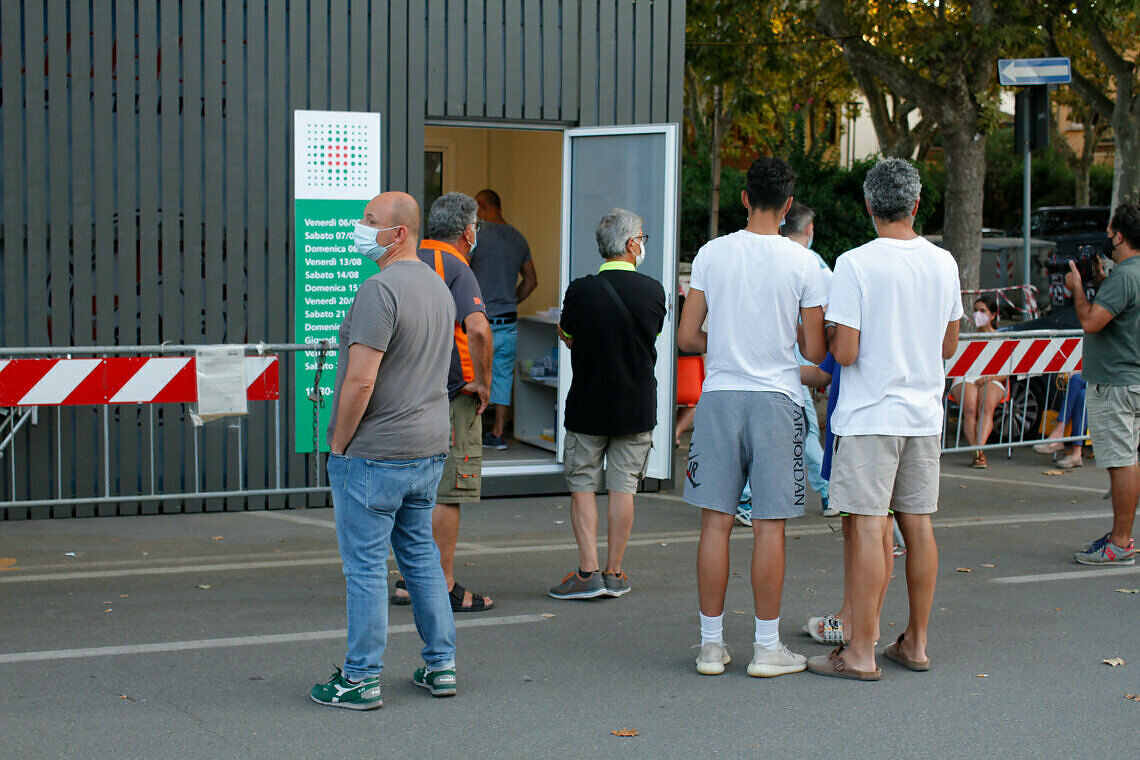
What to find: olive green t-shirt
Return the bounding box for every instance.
[1083,255,1140,386]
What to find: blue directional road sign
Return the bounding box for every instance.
[998,57,1072,86]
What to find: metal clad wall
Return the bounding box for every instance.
[0,0,684,519]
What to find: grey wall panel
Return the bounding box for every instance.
[466,0,486,118]
[523,0,541,120]
[267,0,289,507]
[597,2,617,126]
[485,0,504,117]
[246,0,269,508]
[329,0,350,112]
[668,0,685,123]
[651,0,668,122]
[560,1,578,122]
[633,0,651,124]
[427,0,447,117]
[615,0,632,125]
[542,0,560,120]
[350,0,369,109]
[447,0,465,116]
[578,1,598,126]
[503,0,523,119]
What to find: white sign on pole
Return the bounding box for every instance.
[998,58,1072,87]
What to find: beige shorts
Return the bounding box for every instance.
[563,430,653,494]
[828,434,941,516]
[1086,383,1140,469]
[437,394,482,503]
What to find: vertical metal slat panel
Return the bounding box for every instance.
[349,0,369,109]
[158,0,187,512]
[115,0,142,516]
[389,0,410,192]
[596,1,616,125]
[650,0,668,122]
[523,0,541,120]
[329,0,350,111]
[425,0,446,117]
[484,0,504,118]
[181,1,205,512]
[0,2,23,350]
[667,0,685,123]
[266,0,290,507]
[446,0,465,116]
[309,0,330,110]
[405,4,426,203]
[68,0,98,516]
[614,0,633,125]
[245,0,269,507]
[91,2,117,514]
[541,0,559,120]
[578,0,598,126]
[465,0,485,118]
[633,0,651,124]
[560,0,578,122]
[502,0,523,119]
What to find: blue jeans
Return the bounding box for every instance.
[327,452,455,681]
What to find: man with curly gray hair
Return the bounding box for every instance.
[807,157,962,682]
[549,208,666,600]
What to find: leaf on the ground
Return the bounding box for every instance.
[979,563,996,568]
[611,728,639,737]
[959,484,967,489]
[1115,588,1139,594]
[196,584,212,590]
[976,674,988,678]
[731,610,749,615]
[104,608,112,613]
[211,536,224,541]
[553,520,565,525]
[540,613,556,618]
[119,594,129,598]
[1103,657,1125,667]
[463,562,475,567]
[0,557,18,571]
[956,568,972,573]
[1054,607,1063,612]
[1125,694,1140,702]
[118,694,135,701]
[1042,470,1066,476]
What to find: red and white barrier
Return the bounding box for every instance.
[0,356,278,406]
[945,336,1081,379]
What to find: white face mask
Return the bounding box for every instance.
[635,238,646,268]
[353,222,400,262]
[973,310,991,328]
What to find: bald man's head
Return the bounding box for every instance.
[363,192,420,240]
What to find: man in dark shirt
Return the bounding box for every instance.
[548,208,666,600]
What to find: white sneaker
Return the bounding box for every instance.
[735,504,753,527]
[695,642,731,675]
[747,642,806,677]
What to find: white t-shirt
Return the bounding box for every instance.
[689,229,826,403]
[827,236,963,436]
[811,250,833,298]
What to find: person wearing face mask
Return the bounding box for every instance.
[548,208,666,601]
[1065,203,1140,567]
[948,293,1007,469]
[387,192,495,613]
[313,192,459,709]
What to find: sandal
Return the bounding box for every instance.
[882,633,930,671]
[972,451,987,469]
[390,578,411,606]
[449,582,494,613]
[803,614,845,645]
[806,644,881,681]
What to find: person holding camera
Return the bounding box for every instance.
[1067,204,1140,566]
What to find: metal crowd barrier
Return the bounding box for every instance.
[0,343,334,516]
[941,329,1087,457]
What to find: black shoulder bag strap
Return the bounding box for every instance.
[598,275,653,349]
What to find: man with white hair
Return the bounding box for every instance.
[548,208,666,600]
[807,158,961,681]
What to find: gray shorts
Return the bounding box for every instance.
[682,390,807,520]
[1086,383,1140,469]
[564,430,653,494]
[828,435,941,517]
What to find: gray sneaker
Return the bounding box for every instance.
[695,642,731,675]
[602,571,631,597]
[1074,533,1135,565]
[548,570,607,599]
[747,642,807,677]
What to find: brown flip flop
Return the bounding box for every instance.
[806,644,881,681]
[882,634,930,671]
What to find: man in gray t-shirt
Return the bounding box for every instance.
[311,191,460,711]
[471,189,538,449]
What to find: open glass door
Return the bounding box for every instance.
[558,124,679,480]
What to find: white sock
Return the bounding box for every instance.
[755,616,781,650]
[699,612,724,645]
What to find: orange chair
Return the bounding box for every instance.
[677,355,705,407]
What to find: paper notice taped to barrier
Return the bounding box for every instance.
[191,346,248,424]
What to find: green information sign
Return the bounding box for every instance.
[293,110,381,452]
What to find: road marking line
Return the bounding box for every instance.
[0,614,547,665]
[248,511,335,529]
[940,472,1107,494]
[992,566,1140,584]
[1,510,1106,584]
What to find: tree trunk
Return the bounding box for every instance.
[1075,121,1098,207]
[708,86,723,241]
[1111,108,1140,207]
[941,126,987,292]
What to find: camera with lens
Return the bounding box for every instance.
[1047,244,1103,282]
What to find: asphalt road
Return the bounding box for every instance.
[1,446,1136,759]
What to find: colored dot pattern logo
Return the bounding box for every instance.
[305,123,372,191]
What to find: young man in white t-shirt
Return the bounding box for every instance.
[806,158,962,682]
[678,157,827,677]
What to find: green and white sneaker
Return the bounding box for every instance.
[310,666,383,710]
[413,666,457,697]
